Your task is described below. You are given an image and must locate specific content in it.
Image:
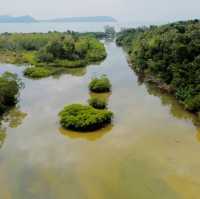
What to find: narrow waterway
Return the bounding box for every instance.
[0,42,200,199]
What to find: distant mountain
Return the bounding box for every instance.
[40,16,117,23]
[0,15,117,23]
[0,15,37,23]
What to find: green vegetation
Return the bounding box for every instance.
[0,72,22,115]
[117,20,200,113]
[89,75,111,93]
[88,96,107,109]
[24,67,54,78]
[59,104,113,131]
[0,32,107,78]
[116,27,146,51]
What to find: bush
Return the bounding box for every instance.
[24,67,53,78]
[0,72,22,115]
[89,75,111,93]
[86,38,107,62]
[59,104,113,131]
[88,96,107,109]
[184,95,200,112]
[37,50,54,63]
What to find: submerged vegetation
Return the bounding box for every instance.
[0,72,22,115]
[59,104,113,131]
[0,31,107,78]
[117,20,200,113]
[89,75,111,93]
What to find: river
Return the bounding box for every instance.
[0,41,200,199]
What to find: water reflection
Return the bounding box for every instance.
[59,124,113,141]
[3,108,27,128]
[52,67,87,78]
[0,127,6,148]
[134,74,200,143]
[196,130,200,142]
[144,83,200,126]
[0,108,27,148]
[89,92,111,102]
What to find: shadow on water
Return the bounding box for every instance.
[59,124,113,141]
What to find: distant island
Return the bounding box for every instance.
[0,15,36,23]
[0,15,117,23]
[41,16,117,23]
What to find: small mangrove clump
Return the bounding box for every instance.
[88,96,107,109]
[89,75,111,93]
[24,67,54,78]
[0,72,22,115]
[59,104,113,131]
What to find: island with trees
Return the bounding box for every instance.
[0,32,107,78]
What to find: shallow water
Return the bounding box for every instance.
[0,42,200,199]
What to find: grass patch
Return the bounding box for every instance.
[59,104,113,132]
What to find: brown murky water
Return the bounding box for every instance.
[0,42,200,199]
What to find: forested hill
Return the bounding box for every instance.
[117,20,200,113]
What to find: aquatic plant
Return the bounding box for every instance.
[59,104,113,131]
[89,75,111,93]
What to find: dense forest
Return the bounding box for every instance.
[117,20,200,113]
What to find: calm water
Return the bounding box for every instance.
[0,42,200,199]
[0,21,167,33]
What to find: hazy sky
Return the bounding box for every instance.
[1,0,200,22]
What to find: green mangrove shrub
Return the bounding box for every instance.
[89,75,111,93]
[0,72,22,115]
[59,104,113,131]
[24,67,54,78]
[88,96,107,109]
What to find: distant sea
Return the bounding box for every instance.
[0,21,167,33]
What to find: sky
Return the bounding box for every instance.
[1,0,200,22]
